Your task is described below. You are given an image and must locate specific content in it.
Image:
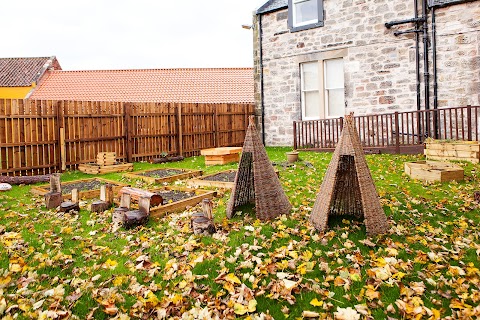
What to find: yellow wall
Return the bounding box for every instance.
[0,86,34,99]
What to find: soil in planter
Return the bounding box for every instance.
[156,190,195,204]
[61,179,120,195]
[139,169,184,178]
[203,171,237,183]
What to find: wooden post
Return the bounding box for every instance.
[467,105,472,141]
[293,121,297,150]
[56,101,65,172]
[394,112,400,154]
[124,103,133,163]
[214,106,219,148]
[177,104,183,157]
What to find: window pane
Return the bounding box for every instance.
[294,0,318,25]
[325,59,344,89]
[327,88,345,118]
[301,62,318,91]
[304,91,321,119]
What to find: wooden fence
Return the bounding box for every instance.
[0,99,254,176]
[294,105,480,153]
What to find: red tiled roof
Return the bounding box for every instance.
[0,56,61,87]
[30,68,254,104]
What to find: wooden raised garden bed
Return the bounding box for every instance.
[187,169,237,189]
[404,160,464,183]
[424,140,480,163]
[124,168,202,184]
[116,186,216,219]
[200,147,242,165]
[78,162,134,174]
[30,178,128,200]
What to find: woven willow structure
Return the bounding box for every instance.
[309,114,388,235]
[226,117,291,220]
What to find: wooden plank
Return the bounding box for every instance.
[404,160,464,182]
[186,169,237,189]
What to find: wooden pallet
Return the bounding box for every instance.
[404,160,464,183]
[30,178,128,200]
[201,147,242,165]
[425,140,480,163]
[187,169,237,189]
[124,168,202,184]
[78,162,134,174]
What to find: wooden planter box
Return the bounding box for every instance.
[200,147,242,165]
[78,162,134,174]
[124,168,202,184]
[404,160,464,183]
[187,169,237,189]
[30,178,128,199]
[115,186,216,219]
[424,140,480,163]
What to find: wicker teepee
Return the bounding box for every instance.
[309,114,388,235]
[226,117,291,220]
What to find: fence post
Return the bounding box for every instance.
[56,100,65,172]
[214,106,219,148]
[293,121,297,150]
[177,104,183,156]
[467,105,472,141]
[394,112,400,154]
[124,103,133,163]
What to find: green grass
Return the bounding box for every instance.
[1,148,479,319]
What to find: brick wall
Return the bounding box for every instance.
[254,0,480,146]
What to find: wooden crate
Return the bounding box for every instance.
[187,169,237,189]
[78,163,134,174]
[201,147,242,165]
[424,140,480,163]
[30,178,128,200]
[124,168,203,184]
[97,152,117,166]
[404,160,464,183]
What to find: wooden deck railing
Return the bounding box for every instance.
[0,99,254,176]
[293,105,480,153]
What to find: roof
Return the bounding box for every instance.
[0,56,61,87]
[30,68,254,104]
[256,0,288,14]
[428,0,478,7]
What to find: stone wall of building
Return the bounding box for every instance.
[254,0,480,146]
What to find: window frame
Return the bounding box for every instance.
[300,57,345,120]
[288,0,324,32]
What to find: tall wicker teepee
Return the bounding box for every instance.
[309,114,388,235]
[226,117,291,220]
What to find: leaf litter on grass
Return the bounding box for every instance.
[0,150,479,319]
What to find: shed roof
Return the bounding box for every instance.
[30,68,254,104]
[0,56,61,87]
[256,0,288,14]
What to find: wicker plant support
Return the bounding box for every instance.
[226,116,291,220]
[309,114,388,236]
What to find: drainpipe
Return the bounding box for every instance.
[414,0,421,111]
[431,6,439,138]
[422,0,430,138]
[259,14,266,146]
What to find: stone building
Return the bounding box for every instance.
[253,0,480,146]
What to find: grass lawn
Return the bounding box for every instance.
[1,147,479,319]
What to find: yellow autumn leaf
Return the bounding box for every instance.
[223,281,235,294]
[248,299,257,312]
[310,298,323,307]
[171,294,183,305]
[234,303,248,315]
[9,263,22,272]
[225,273,241,284]
[104,258,118,270]
[0,275,12,288]
[143,291,160,307]
[113,276,127,287]
[430,308,441,320]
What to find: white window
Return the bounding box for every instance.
[292,0,319,27]
[300,58,345,120]
[288,0,324,31]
